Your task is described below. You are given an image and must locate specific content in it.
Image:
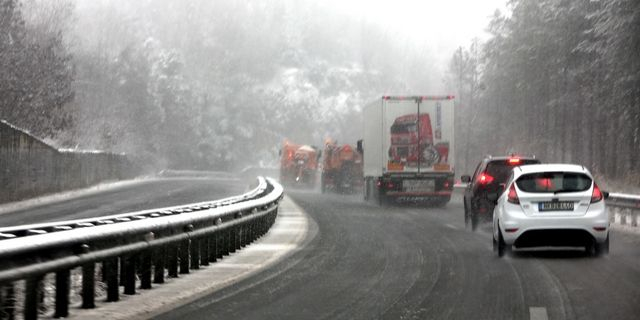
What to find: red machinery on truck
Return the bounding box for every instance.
[389,113,449,168]
[321,140,363,194]
[279,141,319,188]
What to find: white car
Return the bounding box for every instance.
[491,164,609,257]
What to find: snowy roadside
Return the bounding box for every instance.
[65,196,311,320]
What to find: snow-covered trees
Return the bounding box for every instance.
[0,0,74,138]
[4,0,437,171]
[448,0,640,188]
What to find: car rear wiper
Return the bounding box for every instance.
[553,189,580,194]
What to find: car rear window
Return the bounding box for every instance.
[485,159,539,185]
[516,172,592,193]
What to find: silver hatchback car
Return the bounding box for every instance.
[491,164,610,257]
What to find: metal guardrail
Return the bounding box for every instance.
[454,182,640,228]
[0,177,268,240]
[607,193,640,227]
[0,177,283,320]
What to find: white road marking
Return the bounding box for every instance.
[529,307,548,320]
[445,223,458,230]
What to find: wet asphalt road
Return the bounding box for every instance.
[157,190,640,320]
[0,176,247,227]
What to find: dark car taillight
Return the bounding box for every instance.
[477,173,494,184]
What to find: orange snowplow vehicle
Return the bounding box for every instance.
[320,140,363,194]
[279,141,319,188]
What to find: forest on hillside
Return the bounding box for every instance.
[0,0,438,171]
[2,0,639,189]
[448,0,640,189]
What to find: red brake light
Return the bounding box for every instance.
[507,184,519,204]
[508,158,521,164]
[591,183,603,203]
[478,173,494,184]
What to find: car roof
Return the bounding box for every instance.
[514,163,591,176]
[485,155,538,162]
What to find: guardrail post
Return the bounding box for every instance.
[251,220,256,242]
[119,255,126,286]
[168,244,179,278]
[179,240,190,274]
[124,255,136,295]
[140,250,152,289]
[190,238,200,270]
[154,246,166,284]
[220,229,229,258]
[230,227,237,253]
[208,235,217,263]
[1,284,15,320]
[24,275,43,320]
[200,238,209,266]
[215,232,223,260]
[82,262,96,308]
[54,269,70,318]
[104,258,119,302]
[240,224,246,247]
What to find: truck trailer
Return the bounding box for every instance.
[361,96,455,206]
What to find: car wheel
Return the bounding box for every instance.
[464,202,470,228]
[492,234,498,253]
[594,235,610,257]
[497,230,510,258]
[471,213,479,232]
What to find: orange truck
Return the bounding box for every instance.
[279,141,319,188]
[320,140,363,194]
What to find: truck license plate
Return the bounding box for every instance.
[403,180,434,192]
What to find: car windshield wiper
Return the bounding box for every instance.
[553,189,579,194]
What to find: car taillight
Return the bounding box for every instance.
[477,173,494,184]
[591,183,603,203]
[508,158,521,164]
[507,183,519,204]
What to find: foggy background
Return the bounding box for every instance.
[1,0,638,190]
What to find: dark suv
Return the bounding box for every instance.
[462,155,541,231]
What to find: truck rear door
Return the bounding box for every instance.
[383,98,420,173]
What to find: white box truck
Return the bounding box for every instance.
[360,95,455,205]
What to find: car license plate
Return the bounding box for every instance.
[538,201,574,211]
[403,180,434,192]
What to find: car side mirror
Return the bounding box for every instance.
[603,191,610,200]
[461,175,471,183]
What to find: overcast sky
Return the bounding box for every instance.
[324,0,508,64]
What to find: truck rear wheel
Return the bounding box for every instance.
[363,178,370,201]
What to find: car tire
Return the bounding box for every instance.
[471,213,479,232]
[464,202,470,229]
[497,230,510,258]
[594,235,610,257]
